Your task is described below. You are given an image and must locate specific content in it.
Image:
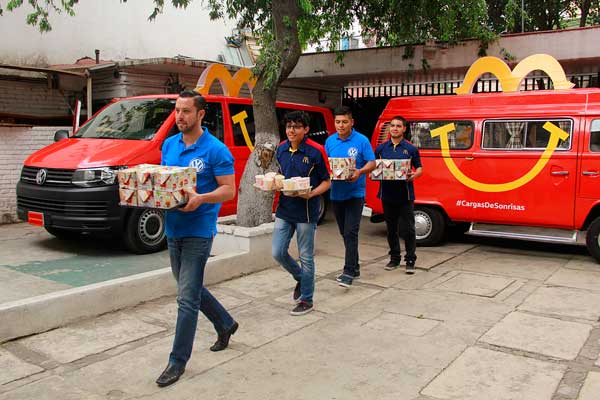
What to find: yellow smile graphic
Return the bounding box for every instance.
[430,122,570,192]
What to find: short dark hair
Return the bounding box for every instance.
[178,90,206,111]
[283,110,310,127]
[334,106,353,118]
[390,115,407,126]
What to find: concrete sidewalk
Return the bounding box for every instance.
[2,220,600,399]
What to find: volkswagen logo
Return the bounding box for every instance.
[36,169,47,185]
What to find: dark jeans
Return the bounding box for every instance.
[167,237,235,367]
[331,197,364,275]
[383,200,417,264]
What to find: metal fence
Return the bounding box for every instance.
[343,73,600,99]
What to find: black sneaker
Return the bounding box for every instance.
[290,301,313,316]
[406,262,416,275]
[384,261,400,271]
[337,271,360,281]
[337,274,353,288]
[293,281,301,304]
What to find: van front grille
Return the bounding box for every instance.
[21,167,74,187]
[17,196,110,218]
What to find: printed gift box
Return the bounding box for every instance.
[117,168,138,189]
[137,189,156,208]
[382,160,395,180]
[370,159,384,180]
[329,157,356,180]
[152,167,197,191]
[394,159,411,180]
[155,189,188,209]
[119,188,137,206]
[136,165,160,190]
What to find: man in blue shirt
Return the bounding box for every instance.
[375,115,423,274]
[272,111,331,316]
[325,106,376,288]
[156,91,238,388]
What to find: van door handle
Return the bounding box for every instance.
[551,171,569,176]
[465,157,474,161]
[582,171,600,176]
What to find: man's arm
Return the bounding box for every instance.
[348,160,376,183]
[407,167,422,182]
[180,174,236,212]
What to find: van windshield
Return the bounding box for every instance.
[73,99,176,140]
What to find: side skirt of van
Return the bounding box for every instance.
[467,223,586,246]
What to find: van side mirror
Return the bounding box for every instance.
[54,130,70,142]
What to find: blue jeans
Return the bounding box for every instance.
[272,217,316,303]
[167,237,235,367]
[331,197,364,275]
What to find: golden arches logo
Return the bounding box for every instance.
[431,122,570,192]
[455,54,574,95]
[195,64,257,97]
[195,64,257,150]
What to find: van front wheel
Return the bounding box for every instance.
[124,208,167,254]
[585,217,600,263]
[414,206,445,246]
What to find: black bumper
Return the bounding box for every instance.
[16,181,127,232]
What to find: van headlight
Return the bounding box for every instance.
[72,167,122,187]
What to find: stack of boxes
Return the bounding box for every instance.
[329,157,356,180]
[118,165,197,209]
[371,159,411,181]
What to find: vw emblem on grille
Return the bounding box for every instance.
[35,169,47,185]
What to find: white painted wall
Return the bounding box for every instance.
[0,0,238,65]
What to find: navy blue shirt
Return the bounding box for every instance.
[276,138,330,224]
[374,139,422,203]
[161,127,234,238]
[325,129,375,201]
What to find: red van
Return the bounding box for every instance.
[365,88,600,262]
[17,94,334,253]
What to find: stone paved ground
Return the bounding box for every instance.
[1,218,600,400]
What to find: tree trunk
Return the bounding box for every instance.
[235,0,302,227]
[580,0,591,26]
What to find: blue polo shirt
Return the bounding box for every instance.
[276,138,330,224]
[161,127,234,238]
[325,129,375,201]
[374,139,422,203]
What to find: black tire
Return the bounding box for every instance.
[123,208,167,254]
[317,194,328,225]
[414,206,446,246]
[44,226,81,240]
[586,217,600,263]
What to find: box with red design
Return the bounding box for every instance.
[329,157,356,180]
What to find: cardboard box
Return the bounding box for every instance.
[117,168,138,189]
[329,157,356,180]
[136,166,159,190]
[382,160,395,180]
[370,159,384,180]
[155,189,187,209]
[394,159,411,180]
[137,190,156,208]
[119,188,137,206]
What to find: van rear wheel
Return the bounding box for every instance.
[414,206,445,246]
[585,217,600,263]
[124,208,167,254]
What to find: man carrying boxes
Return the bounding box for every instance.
[272,111,331,316]
[155,90,238,388]
[325,106,376,288]
[374,116,423,274]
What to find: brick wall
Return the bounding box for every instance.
[0,126,69,224]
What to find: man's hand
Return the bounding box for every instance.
[347,168,361,183]
[179,188,204,212]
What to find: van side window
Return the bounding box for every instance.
[408,121,474,149]
[483,119,572,150]
[275,108,329,145]
[203,102,224,142]
[229,103,255,147]
[590,120,600,152]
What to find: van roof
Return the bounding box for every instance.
[382,88,600,120]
